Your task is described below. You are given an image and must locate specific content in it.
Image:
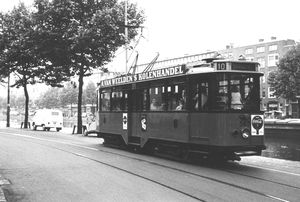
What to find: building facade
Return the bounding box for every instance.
[132,38,299,117]
[218,38,298,117]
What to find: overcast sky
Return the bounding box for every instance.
[1,0,300,72]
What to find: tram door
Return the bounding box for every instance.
[126,88,144,145]
[189,79,210,140]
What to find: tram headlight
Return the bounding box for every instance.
[232,129,239,138]
[242,128,250,139]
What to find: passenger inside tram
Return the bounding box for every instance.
[231,85,243,109]
[150,98,164,110]
[175,99,184,110]
[194,87,208,110]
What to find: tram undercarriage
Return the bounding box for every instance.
[99,133,264,162]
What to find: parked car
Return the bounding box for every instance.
[264,111,283,119]
[32,109,63,132]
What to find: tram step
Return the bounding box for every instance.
[128,136,141,144]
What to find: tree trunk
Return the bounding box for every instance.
[23,81,29,129]
[76,65,84,134]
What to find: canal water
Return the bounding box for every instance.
[262,135,300,161]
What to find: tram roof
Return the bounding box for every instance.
[99,59,261,88]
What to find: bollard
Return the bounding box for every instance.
[72,125,87,135]
[20,122,31,129]
[72,125,76,134]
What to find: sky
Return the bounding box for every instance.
[1,0,300,73]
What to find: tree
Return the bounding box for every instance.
[35,87,60,109]
[0,3,41,128]
[59,82,78,115]
[268,44,300,100]
[83,81,96,106]
[0,3,69,128]
[34,0,145,133]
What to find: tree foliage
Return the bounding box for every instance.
[0,0,145,133]
[33,0,145,133]
[268,44,300,99]
[83,81,96,106]
[0,3,39,127]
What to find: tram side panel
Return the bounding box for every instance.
[99,113,125,136]
[139,112,189,146]
[189,112,265,151]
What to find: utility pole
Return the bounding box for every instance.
[125,1,128,73]
[6,73,10,127]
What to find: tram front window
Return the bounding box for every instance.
[212,74,260,111]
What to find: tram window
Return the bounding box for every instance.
[124,92,128,111]
[111,91,122,111]
[149,86,166,111]
[191,80,209,111]
[212,74,229,111]
[101,91,111,111]
[137,88,148,111]
[167,84,186,111]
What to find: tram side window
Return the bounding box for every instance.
[167,84,186,111]
[213,74,229,111]
[149,86,166,111]
[101,91,111,111]
[124,91,128,111]
[191,80,209,111]
[137,88,148,111]
[111,91,122,111]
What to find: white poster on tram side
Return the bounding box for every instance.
[123,113,128,130]
[251,115,264,136]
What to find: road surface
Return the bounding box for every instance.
[0,127,299,202]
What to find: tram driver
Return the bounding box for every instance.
[194,87,208,110]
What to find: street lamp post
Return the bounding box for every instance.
[6,72,10,127]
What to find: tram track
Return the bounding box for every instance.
[1,131,297,202]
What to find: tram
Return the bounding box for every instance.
[96,56,266,161]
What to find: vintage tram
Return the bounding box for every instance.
[96,57,266,161]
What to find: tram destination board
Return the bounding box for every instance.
[231,62,256,71]
[216,62,256,71]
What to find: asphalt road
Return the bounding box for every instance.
[0,127,300,202]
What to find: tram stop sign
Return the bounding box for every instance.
[251,115,264,135]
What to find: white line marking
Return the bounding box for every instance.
[266,194,290,202]
[0,132,98,151]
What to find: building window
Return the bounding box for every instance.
[262,87,266,99]
[269,44,277,51]
[257,46,265,53]
[268,54,279,66]
[268,87,276,98]
[245,48,253,54]
[257,57,265,68]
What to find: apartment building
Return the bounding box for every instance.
[218,38,298,117]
